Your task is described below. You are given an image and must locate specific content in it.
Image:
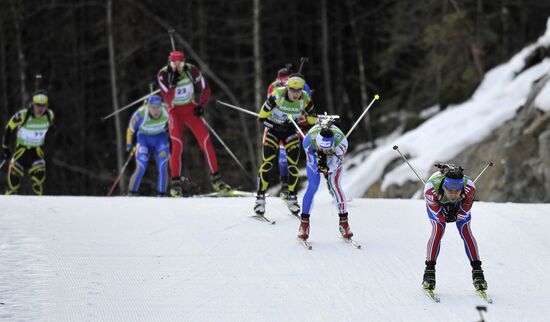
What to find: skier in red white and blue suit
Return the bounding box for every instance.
[421,164,488,293]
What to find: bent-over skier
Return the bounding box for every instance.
[422,164,488,293]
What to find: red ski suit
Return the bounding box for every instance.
[157,63,218,178]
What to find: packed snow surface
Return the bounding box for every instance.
[1,195,549,321]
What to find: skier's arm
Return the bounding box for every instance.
[157,68,175,108]
[2,111,24,150]
[302,134,317,171]
[189,65,210,107]
[303,97,317,125]
[457,179,476,219]
[258,95,278,128]
[424,183,445,222]
[326,136,348,172]
[126,112,141,149]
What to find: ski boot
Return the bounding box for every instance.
[338,213,354,238]
[472,261,488,291]
[297,216,310,240]
[128,191,138,197]
[210,172,232,193]
[254,193,266,215]
[157,192,167,197]
[422,261,436,290]
[170,177,183,197]
[286,192,300,216]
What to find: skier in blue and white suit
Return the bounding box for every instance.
[126,95,170,196]
[297,122,353,240]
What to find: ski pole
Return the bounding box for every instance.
[476,305,487,322]
[168,29,176,51]
[288,115,306,139]
[107,150,135,196]
[298,57,309,74]
[102,89,160,121]
[473,161,493,183]
[0,159,6,172]
[216,100,259,117]
[34,74,43,91]
[393,145,426,185]
[202,119,256,184]
[346,94,380,138]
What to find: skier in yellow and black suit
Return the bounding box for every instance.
[1,90,55,195]
[253,74,317,217]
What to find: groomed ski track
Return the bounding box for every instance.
[0,195,548,321]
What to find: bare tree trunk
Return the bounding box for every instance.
[10,0,28,106]
[321,0,334,114]
[253,0,263,174]
[0,21,9,117]
[347,0,375,147]
[107,0,125,192]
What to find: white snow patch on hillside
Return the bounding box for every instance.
[343,19,550,198]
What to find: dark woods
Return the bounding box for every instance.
[0,0,548,195]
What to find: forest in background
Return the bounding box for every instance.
[0,0,549,195]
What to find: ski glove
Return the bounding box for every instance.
[126,144,135,153]
[316,152,328,174]
[259,117,275,129]
[193,105,204,116]
[441,203,458,222]
[1,145,10,161]
[167,68,180,88]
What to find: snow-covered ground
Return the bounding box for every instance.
[1,195,549,321]
[344,18,550,198]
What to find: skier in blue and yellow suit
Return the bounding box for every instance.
[126,95,170,196]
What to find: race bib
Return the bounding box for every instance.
[17,128,47,146]
[175,84,193,102]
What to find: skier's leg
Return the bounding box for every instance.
[282,133,301,215]
[456,218,480,262]
[301,164,321,215]
[128,137,151,195]
[185,114,219,174]
[327,167,353,237]
[168,108,185,178]
[153,134,170,196]
[327,166,347,214]
[5,147,26,195]
[423,217,446,290]
[426,217,446,263]
[29,148,46,195]
[257,130,279,194]
[298,165,319,239]
[456,218,487,290]
[278,143,289,189]
[283,133,301,194]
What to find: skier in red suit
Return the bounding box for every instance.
[157,51,230,196]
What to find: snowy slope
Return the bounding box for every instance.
[343,18,550,198]
[1,196,549,321]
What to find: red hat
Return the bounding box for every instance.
[169,51,185,61]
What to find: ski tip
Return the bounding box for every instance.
[298,238,312,250]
